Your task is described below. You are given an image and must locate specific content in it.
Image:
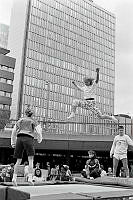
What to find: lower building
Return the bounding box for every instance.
[0,47,16,129]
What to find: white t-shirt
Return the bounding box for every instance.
[81,82,96,99]
[110,134,133,155]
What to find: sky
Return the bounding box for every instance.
[0,0,133,116]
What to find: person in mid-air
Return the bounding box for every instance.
[67,68,117,123]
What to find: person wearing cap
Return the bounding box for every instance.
[11,106,42,186]
[67,68,117,123]
[110,125,133,177]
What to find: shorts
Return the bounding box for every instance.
[14,134,35,159]
[113,153,127,160]
[78,99,102,116]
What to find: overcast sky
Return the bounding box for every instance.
[0,0,133,116]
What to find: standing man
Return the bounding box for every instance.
[110,125,133,177]
[11,106,42,186]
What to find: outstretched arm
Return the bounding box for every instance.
[72,81,83,91]
[95,68,100,84]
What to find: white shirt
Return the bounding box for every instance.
[80,82,96,99]
[101,170,107,177]
[110,134,133,155]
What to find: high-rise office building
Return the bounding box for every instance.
[8,0,115,134]
[0,23,9,49]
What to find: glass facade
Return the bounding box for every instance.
[21,0,115,134]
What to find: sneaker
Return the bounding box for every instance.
[67,112,75,119]
[111,116,118,123]
[12,179,17,186]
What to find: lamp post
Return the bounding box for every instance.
[45,81,50,122]
[42,81,50,130]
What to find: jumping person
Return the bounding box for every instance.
[110,125,133,177]
[67,68,117,123]
[11,106,42,186]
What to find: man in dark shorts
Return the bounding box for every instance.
[11,106,42,186]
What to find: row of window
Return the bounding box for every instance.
[29,16,115,44]
[30,9,115,37]
[26,52,114,79]
[28,30,115,59]
[0,64,14,73]
[0,77,13,84]
[28,31,115,60]
[0,91,12,98]
[30,16,115,48]
[32,0,115,24]
[0,104,10,110]
[27,45,115,68]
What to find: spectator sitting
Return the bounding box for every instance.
[1,168,7,182]
[50,165,60,181]
[60,165,72,181]
[65,165,72,181]
[0,170,4,182]
[5,166,12,182]
[100,165,107,177]
[120,167,126,178]
[33,163,44,182]
[81,150,101,179]
[107,167,113,177]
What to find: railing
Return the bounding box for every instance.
[4,119,133,136]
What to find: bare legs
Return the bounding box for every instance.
[12,158,22,186]
[12,156,34,186]
[113,157,129,177]
[28,156,34,184]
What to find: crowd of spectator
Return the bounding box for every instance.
[1,160,133,183]
[0,163,14,182]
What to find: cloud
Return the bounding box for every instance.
[0,0,13,25]
[116,0,133,53]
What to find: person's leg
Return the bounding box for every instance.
[67,99,81,119]
[113,157,119,177]
[121,158,129,178]
[92,102,118,123]
[99,114,118,123]
[12,137,23,186]
[24,136,35,184]
[28,156,34,184]
[12,158,22,186]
